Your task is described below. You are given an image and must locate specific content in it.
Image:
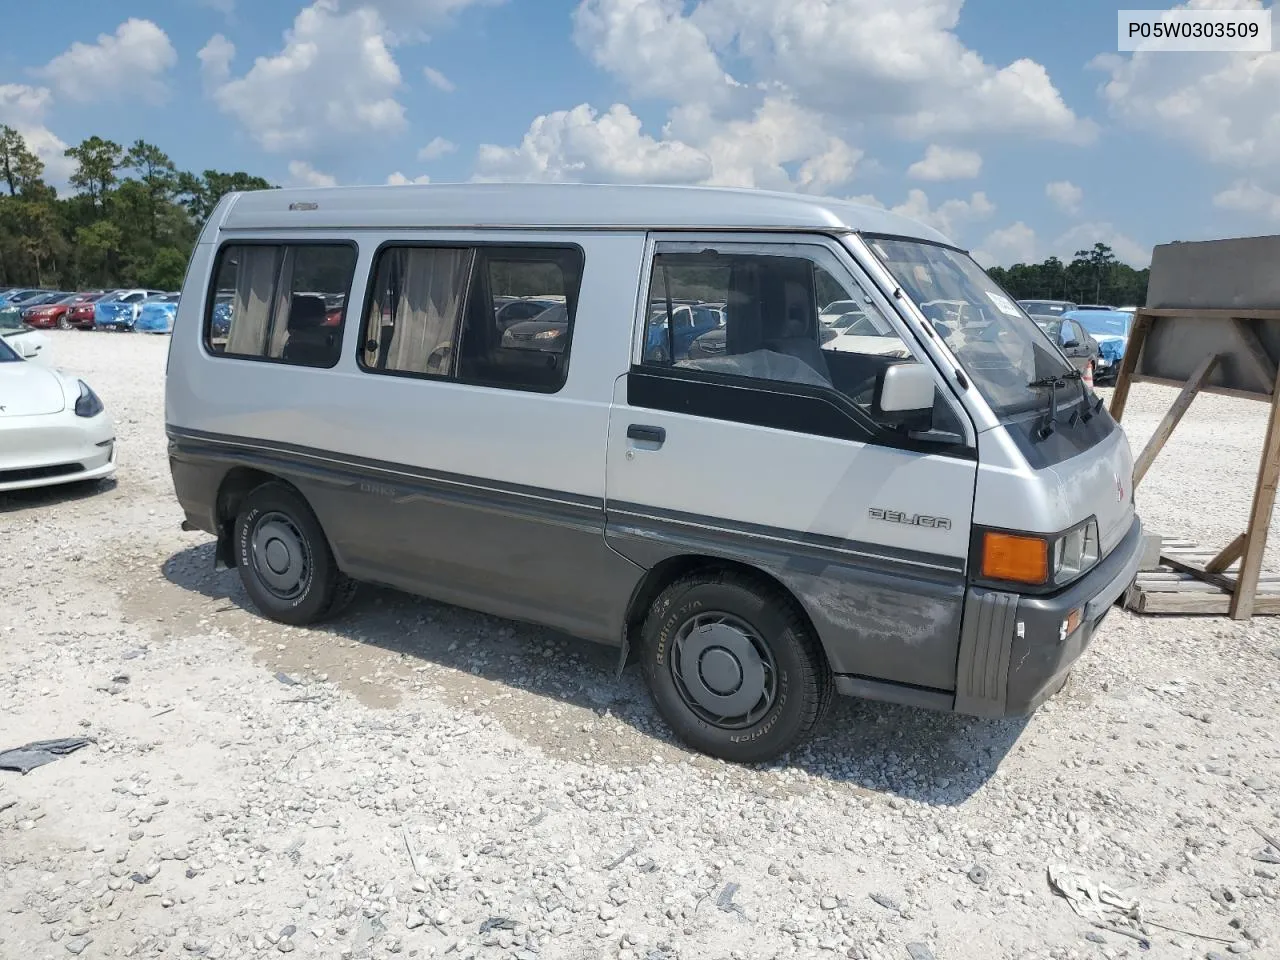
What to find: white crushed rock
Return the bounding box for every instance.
[0,331,1277,960]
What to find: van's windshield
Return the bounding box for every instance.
[866,237,1072,417]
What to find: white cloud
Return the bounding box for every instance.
[1092,0,1280,171]
[666,96,861,192]
[209,1,405,154]
[1045,179,1083,215]
[418,136,456,160]
[907,144,982,181]
[887,188,995,241]
[423,66,455,92]
[1213,179,1280,220]
[288,160,338,187]
[0,84,73,184]
[387,171,432,184]
[973,222,1038,268]
[475,96,860,192]
[39,19,177,104]
[199,34,236,89]
[574,0,735,105]
[574,0,1093,144]
[1052,222,1150,268]
[475,103,713,184]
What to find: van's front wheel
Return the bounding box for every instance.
[639,572,832,763]
[233,482,356,625]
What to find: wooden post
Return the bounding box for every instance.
[1108,311,1153,423]
[1130,354,1220,489]
[1205,533,1247,574]
[1230,363,1280,619]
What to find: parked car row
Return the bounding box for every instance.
[0,287,181,333]
[1018,299,1135,384]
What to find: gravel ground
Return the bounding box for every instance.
[1,331,1278,960]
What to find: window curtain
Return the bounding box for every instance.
[226,246,281,356]
[385,248,473,374]
[267,247,298,358]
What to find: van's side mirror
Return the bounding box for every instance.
[876,362,935,418]
[1063,339,1080,349]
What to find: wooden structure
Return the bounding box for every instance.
[1124,537,1280,615]
[1110,236,1280,620]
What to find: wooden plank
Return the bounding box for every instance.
[1161,553,1238,594]
[1232,360,1280,619]
[1137,571,1280,583]
[1133,589,1280,615]
[1108,313,1152,422]
[1131,354,1220,489]
[1231,319,1279,393]
[1125,374,1270,403]
[1136,307,1280,321]
[1205,533,1248,574]
[1133,579,1280,594]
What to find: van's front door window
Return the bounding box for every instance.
[641,245,921,427]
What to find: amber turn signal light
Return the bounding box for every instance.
[981,531,1049,585]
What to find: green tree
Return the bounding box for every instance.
[136,246,189,290]
[177,169,274,223]
[75,219,124,286]
[1072,243,1120,303]
[65,136,124,210]
[126,140,178,239]
[0,126,44,196]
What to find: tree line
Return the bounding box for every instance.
[0,127,272,292]
[988,243,1150,307]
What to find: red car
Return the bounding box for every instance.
[25,291,106,329]
[64,292,110,329]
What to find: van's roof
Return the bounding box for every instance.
[217,182,955,246]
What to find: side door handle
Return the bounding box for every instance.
[627,424,666,446]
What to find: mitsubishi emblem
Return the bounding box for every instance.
[1116,473,1125,503]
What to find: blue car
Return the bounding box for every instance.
[644,303,724,362]
[93,288,164,331]
[135,293,181,334]
[1063,308,1132,383]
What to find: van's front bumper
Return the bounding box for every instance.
[954,516,1143,718]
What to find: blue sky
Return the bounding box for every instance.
[2,0,1276,268]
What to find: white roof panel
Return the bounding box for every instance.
[218,182,956,246]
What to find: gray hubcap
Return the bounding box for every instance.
[672,613,775,728]
[250,512,310,600]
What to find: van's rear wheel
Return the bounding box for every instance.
[233,482,356,625]
[639,571,832,763]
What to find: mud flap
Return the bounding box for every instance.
[214,523,235,571]
[615,633,630,678]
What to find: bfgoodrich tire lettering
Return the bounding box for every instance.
[640,570,832,763]
[233,482,356,626]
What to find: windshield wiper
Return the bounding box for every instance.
[1027,369,1082,439]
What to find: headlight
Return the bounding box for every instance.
[1052,517,1100,584]
[74,380,104,418]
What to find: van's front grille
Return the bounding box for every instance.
[0,462,83,484]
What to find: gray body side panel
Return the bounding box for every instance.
[605,503,966,692]
[168,430,644,645]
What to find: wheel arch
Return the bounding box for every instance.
[213,466,292,568]
[619,553,824,669]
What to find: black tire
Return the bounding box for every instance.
[57,313,71,330]
[233,482,356,625]
[639,570,832,763]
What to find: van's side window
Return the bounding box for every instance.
[457,247,583,392]
[641,246,923,426]
[360,247,474,376]
[206,243,356,368]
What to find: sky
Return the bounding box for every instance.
[1,0,1277,269]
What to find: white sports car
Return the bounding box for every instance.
[0,335,117,493]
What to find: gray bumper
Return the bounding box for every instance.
[955,516,1143,718]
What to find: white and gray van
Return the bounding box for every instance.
[166,183,1143,763]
